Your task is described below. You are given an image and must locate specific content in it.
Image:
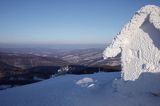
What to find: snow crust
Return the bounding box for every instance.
[103,5,160,80]
[0,72,160,106]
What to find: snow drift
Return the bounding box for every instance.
[0,72,160,106]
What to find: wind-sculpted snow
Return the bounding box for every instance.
[0,72,160,106]
[76,77,96,88]
[0,72,120,106]
[103,5,160,80]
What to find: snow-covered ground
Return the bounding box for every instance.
[0,72,160,106]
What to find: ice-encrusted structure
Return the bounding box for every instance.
[103,5,160,80]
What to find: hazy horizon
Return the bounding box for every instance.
[0,43,106,50]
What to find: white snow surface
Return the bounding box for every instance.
[76,77,96,87]
[103,5,160,80]
[0,72,160,106]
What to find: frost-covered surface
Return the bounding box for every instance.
[0,72,160,106]
[103,5,160,80]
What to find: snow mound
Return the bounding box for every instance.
[103,5,160,80]
[76,77,96,88]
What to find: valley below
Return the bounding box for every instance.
[0,47,121,90]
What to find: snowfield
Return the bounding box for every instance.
[0,72,160,106]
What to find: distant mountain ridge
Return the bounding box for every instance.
[0,48,120,89]
[0,48,120,68]
[60,48,120,67]
[0,52,67,69]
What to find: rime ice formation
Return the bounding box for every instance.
[103,5,160,80]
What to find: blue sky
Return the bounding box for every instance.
[0,0,159,45]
